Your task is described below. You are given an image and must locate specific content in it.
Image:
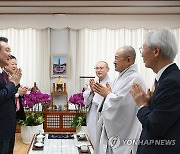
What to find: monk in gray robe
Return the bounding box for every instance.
[93,46,146,154]
[83,61,111,147]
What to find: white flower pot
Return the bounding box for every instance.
[21,124,43,144]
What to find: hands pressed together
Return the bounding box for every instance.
[89,79,112,97]
[9,68,22,86]
[89,79,153,106]
[130,83,153,107]
[89,79,95,94]
[18,86,29,96]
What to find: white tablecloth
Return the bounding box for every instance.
[28,134,94,154]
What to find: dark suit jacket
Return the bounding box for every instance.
[0,72,17,141]
[137,63,180,154]
[16,95,26,120]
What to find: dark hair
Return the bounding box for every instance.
[0,37,8,43]
[0,37,8,50]
[10,55,16,60]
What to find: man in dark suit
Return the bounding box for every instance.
[4,55,28,121]
[130,28,180,154]
[0,37,22,154]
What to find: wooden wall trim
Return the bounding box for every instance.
[0,5,180,7]
[0,0,180,2]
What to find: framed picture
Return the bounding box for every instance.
[51,53,69,78]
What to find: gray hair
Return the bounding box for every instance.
[144,28,178,61]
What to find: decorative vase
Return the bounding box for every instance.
[21,123,43,144]
[76,126,88,135]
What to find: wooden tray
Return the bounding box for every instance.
[32,142,44,151]
[32,134,45,151]
[77,134,88,141]
[78,147,91,154]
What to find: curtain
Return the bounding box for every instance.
[77,28,180,89]
[69,29,80,96]
[0,27,179,95]
[0,28,51,93]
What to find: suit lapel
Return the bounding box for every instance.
[158,63,178,86]
[150,63,179,109]
[0,74,6,86]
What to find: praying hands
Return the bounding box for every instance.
[93,82,112,97]
[130,82,153,107]
[9,68,22,86]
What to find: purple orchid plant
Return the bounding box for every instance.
[22,88,51,109]
[69,88,85,107]
[69,88,87,128]
[17,88,51,126]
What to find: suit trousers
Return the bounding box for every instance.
[0,133,15,154]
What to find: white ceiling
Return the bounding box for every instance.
[0,1,180,15]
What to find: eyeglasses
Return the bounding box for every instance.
[94,67,105,70]
[139,46,150,53]
[139,47,143,53]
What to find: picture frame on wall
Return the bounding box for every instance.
[51,53,68,78]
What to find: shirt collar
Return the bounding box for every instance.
[118,64,137,77]
[0,67,3,74]
[156,63,174,81]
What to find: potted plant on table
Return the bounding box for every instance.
[17,87,51,144]
[69,88,87,133]
[71,113,86,128]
